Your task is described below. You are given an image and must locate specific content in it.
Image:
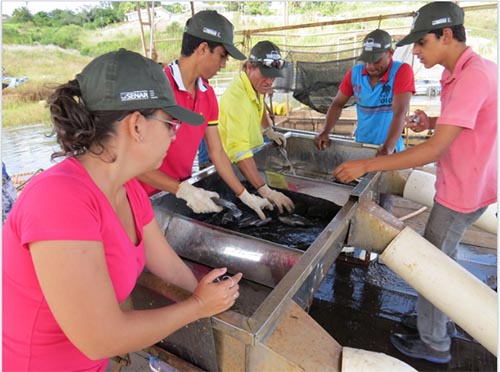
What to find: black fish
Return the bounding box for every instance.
[211,197,243,219]
[238,216,272,228]
[278,214,313,227]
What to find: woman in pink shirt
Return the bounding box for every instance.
[2,48,242,371]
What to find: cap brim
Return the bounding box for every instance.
[357,51,386,63]
[224,43,246,60]
[396,30,429,47]
[162,105,205,126]
[258,65,284,78]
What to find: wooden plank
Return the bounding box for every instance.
[258,301,342,371]
[146,346,205,372]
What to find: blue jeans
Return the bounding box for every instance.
[417,201,487,351]
[197,138,210,167]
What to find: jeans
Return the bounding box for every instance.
[197,138,210,168]
[417,201,487,351]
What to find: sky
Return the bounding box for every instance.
[1,1,102,16]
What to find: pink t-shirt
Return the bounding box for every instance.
[140,61,218,195]
[434,47,497,212]
[3,157,153,371]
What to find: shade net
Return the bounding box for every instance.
[273,48,360,114]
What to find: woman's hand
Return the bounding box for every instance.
[189,268,243,318]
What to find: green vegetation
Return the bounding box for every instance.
[2,45,92,126]
[9,3,125,29]
[2,1,497,126]
[2,100,52,128]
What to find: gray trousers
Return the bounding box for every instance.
[417,201,487,351]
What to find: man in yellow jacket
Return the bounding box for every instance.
[218,41,294,214]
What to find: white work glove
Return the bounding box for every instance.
[238,189,274,220]
[263,127,286,147]
[176,181,223,214]
[257,184,294,214]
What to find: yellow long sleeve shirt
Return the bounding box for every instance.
[218,72,265,163]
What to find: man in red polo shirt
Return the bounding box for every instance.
[138,10,272,219]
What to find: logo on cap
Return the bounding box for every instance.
[266,51,281,59]
[202,26,221,39]
[120,90,158,102]
[363,38,382,51]
[432,17,452,26]
[251,50,281,60]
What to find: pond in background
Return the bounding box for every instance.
[2,123,59,175]
[1,123,202,176]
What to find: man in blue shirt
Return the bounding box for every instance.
[315,29,415,155]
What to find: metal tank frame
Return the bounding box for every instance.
[130,132,391,371]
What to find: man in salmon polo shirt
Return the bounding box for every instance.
[138,10,272,219]
[333,1,497,364]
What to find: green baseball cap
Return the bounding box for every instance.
[396,2,465,46]
[76,49,204,126]
[249,41,285,78]
[184,10,246,60]
[358,29,392,63]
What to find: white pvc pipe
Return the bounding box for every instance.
[403,169,497,234]
[381,227,498,356]
[402,169,435,206]
[474,203,498,235]
[342,347,417,372]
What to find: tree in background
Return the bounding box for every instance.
[11,7,33,23]
[289,2,340,16]
[162,3,187,14]
[32,11,51,27]
[243,2,272,15]
[117,2,138,14]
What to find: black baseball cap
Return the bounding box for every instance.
[358,29,392,63]
[76,49,204,126]
[396,2,465,46]
[184,10,246,60]
[248,41,285,78]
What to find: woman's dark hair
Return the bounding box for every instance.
[181,32,221,57]
[429,24,466,43]
[47,79,156,161]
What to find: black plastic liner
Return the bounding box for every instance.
[183,178,342,250]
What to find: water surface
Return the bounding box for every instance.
[2,123,58,175]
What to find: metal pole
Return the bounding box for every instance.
[149,1,155,60]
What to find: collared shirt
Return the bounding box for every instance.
[434,47,497,212]
[340,59,415,151]
[219,72,265,163]
[139,60,218,195]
